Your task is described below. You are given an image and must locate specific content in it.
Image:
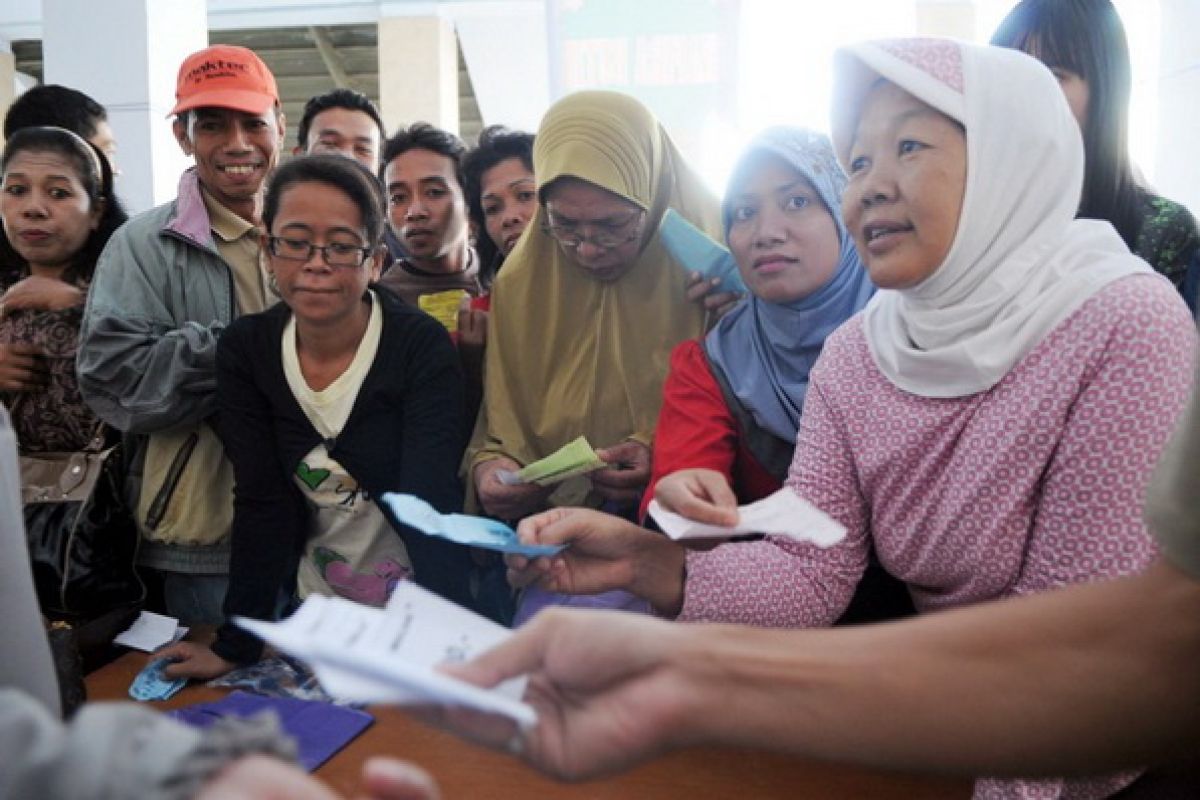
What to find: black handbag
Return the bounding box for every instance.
[19,428,145,618]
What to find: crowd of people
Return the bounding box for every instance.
[3,1,1200,798]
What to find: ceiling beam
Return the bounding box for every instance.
[309,25,353,89]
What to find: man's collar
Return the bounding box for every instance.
[200,185,258,241]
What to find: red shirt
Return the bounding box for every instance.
[641,339,781,520]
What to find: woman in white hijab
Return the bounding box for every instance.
[504,37,1196,799]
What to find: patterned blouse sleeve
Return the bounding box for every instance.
[1013,277,1196,596]
[677,356,869,627]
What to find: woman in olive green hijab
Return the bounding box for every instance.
[471,90,723,523]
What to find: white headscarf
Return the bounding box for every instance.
[830,38,1150,398]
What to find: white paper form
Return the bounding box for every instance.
[235,582,535,729]
[648,487,847,547]
[114,611,187,652]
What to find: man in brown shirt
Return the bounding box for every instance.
[378,123,481,330]
[78,44,286,625]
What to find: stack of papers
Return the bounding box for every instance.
[647,488,847,547]
[235,582,536,729]
[498,436,607,486]
[114,611,188,652]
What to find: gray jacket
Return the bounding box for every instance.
[0,405,199,798]
[1,407,296,800]
[77,169,237,573]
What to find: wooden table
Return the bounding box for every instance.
[88,652,970,799]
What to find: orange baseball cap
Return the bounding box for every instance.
[169,45,279,117]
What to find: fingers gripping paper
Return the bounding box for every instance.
[497,436,608,487]
[235,583,536,729]
[648,487,847,546]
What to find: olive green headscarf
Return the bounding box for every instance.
[472,90,722,480]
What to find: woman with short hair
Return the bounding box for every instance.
[161,155,476,680]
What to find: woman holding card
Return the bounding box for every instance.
[507,42,1195,794]
[160,155,478,681]
[639,127,874,519]
[469,91,724,522]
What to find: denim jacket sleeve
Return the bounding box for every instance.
[77,211,231,435]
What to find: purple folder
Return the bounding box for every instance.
[168,690,374,771]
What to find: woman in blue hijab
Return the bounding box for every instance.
[640,127,874,518]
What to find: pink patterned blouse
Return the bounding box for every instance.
[679,274,1195,798]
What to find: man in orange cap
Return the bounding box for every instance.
[78,45,286,637]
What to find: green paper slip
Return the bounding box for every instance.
[514,436,608,486]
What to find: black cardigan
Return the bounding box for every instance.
[211,286,472,663]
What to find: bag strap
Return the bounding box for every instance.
[82,419,108,453]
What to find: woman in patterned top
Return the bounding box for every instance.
[504,39,1196,799]
[991,0,1200,295]
[0,126,127,452]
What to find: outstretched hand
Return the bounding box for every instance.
[505,507,687,614]
[442,608,701,781]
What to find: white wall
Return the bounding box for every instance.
[1155,0,1200,214]
[42,0,207,213]
[454,1,549,132]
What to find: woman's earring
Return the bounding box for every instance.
[268,271,281,297]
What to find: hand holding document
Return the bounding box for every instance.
[235,582,536,729]
[648,487,847,547]
[381,492,565,557]
[496,436,607,487]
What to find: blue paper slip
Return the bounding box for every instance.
[169,691,373,771]
[129,657,187,702]
[380,493,565,557]
[659,209,747,295]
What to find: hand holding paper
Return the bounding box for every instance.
[498,436,607,487]
[129,657,187,701]
[649,487,846,546]
[234,583,537,729]
[660,208,747,295]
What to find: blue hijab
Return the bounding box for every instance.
[704,127,874,444]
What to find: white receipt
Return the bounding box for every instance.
[648,487,847,547]
[235,583,535,729]
[114,611,187,652]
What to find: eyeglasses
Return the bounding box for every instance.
[541,209,645,250]
[267,236,373,268]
